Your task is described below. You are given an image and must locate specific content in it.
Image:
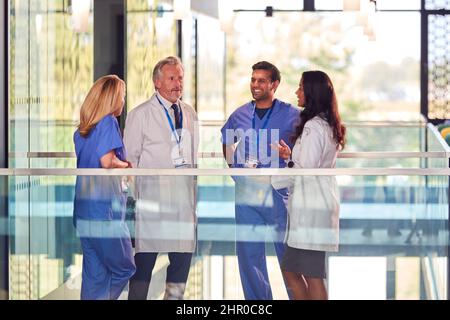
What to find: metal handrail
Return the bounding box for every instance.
[1,167,450,176]
[8,151,450,159]
[200,119,427,127]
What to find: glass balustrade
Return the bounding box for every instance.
[2,122,449,299]
[1,165,448,300]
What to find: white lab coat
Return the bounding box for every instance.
[124,93,199,253]
[271,116,340,252]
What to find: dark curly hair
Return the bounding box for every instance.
[292,71,346,149]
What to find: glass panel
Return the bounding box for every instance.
[8,0,30,299]
[337,158,425,168]
[344,125,425,152]
[9,173,80,300]
[196,14,225,121]
[315,0,343,10]
[8,0,93,299]
[4,171,448,299]
[9,0,30,170]
[181,17,196,108]
[195,122,450,168]
[0,176,6,300]
[377,0,421,10]
[226,12,420,121]
[425,125,450,168]
[126,0,177,112]
[333,173,448,299]
[428,14,450,119]
[4,0,448,301]
[229,0,303,10]
[427,126,447,151]
[329,257,387,299]
[200,122,449,168]
[199,123,432,153]
[3,170,449,300]
[395,257,421,299]
[425,0,450,10]
[316,0,422,10]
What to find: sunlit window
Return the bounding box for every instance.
[329,256,387,299]
[226,10,420,121]
[126,1,177,111]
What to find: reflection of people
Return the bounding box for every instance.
[124,56,199,300]
[221,61,300,300]
[73,75,136,300]
[272,70,346,300]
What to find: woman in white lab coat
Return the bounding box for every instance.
[272,70,346,300]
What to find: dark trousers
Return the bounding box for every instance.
[128,252,192,300]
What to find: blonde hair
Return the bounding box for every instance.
[78,75,125,137]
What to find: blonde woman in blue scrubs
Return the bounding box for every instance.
[73,75,136,299]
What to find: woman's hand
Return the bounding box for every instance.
[271,139,291,160]
[100,151,130,169]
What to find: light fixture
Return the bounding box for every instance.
[35,14,43,36]
[72,0,91,33]
[368,0,377,15]
[364,24,376,41]
[356,0,377,29]
[366,1,377,41]
[361,0,377,13]
[343,0,361,11]
[218,0,233,33]
[265,6,273,17]
[173,0,191,20]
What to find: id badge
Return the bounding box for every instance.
[244,156,259,168]
[121,176,129,193]
[173,155,188,168]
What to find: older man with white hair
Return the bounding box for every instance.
[124,56,199,300]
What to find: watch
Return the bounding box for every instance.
[287,160,294,168]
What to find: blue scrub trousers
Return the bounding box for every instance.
[235,188,288,300]
[79,220,136,300]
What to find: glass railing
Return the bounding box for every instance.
[199,119,429,153]
[1,166,448,300]
[1,121,449,300]
[12,121,446,169]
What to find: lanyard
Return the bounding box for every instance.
[251,100,275,151]
[156,95,183,145]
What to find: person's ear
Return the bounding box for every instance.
[154,79,161,90]
[271,80,280,92]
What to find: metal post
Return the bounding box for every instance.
[193,18,198,111]
[420,0,428,120]
[303,0,315,12]
[0,0,9,301]
[93,0,126,128]
[176,19,183,59]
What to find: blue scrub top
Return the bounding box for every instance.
[73,115,126,221]
[221,99,300,168]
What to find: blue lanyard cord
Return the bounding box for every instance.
[156,95,183,144]
[251,101,275,151]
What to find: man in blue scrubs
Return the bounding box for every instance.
[221,61,300,300]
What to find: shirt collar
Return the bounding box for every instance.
[250,98,278,111]
[156,91,179,110]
